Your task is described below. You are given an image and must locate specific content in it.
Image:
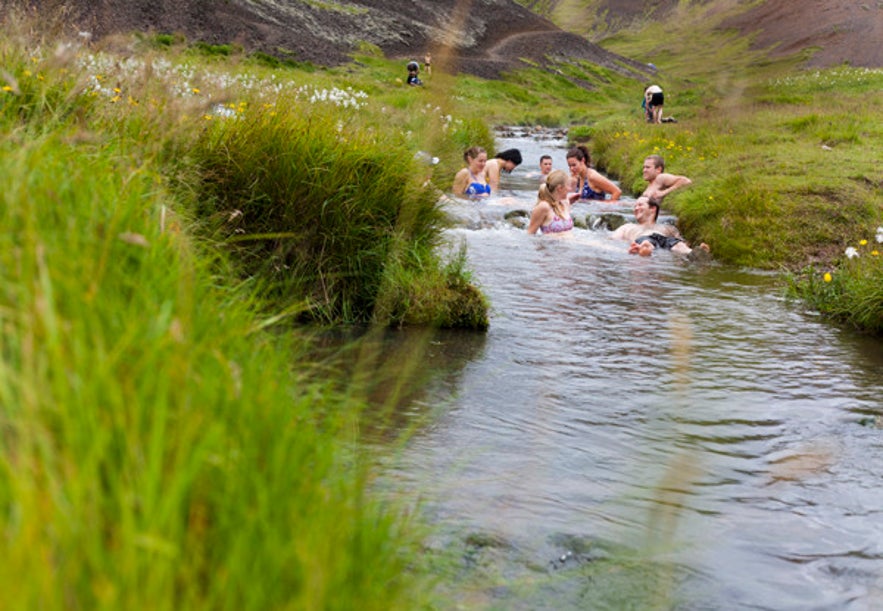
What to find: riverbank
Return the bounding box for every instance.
[0,19,474,608]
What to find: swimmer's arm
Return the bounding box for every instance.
[657,173,692,197]
[527,202,548,235]
[589,170,621,200]
[452,169,469,196]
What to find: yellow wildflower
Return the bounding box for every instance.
[2,85,12,92]
[823,272,832,283]
[872,250,879,257]
[859,239,868,246]
[192,88,201,94]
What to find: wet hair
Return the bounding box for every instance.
[495,148,522,166]
[645,154,665,171]
[566,145,591,166]
[536,169,569,217]
[406,61,419,72]
[539,154,552,163]
[639,195,662,222]
[463,146,486,164]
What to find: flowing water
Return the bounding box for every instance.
[374,131,883,609]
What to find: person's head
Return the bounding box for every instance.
[464,146,487,170]
[495,148,522,172]
[407,60,419,73]
[539,155,553,175]
[634,195,661,223]
[537,169,569,206]
[565,145,591,175]
[642,154,665,181]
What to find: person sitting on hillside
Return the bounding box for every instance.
[527,170,574,235]
[641,86,654,123]
[484,148,522,192]
[406,61,422,86]
[610,195,709,258]
[644,84,664,124]
[565,145,621,202]
[452,146,491,199]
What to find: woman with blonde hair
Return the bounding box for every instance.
[527,169,574,235]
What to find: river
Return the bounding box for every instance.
[372,130,883,609]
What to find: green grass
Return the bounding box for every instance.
[0,13,482,609]
[0,130,431,608]
[1,1,882,607]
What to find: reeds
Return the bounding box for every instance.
[0,17,453,609]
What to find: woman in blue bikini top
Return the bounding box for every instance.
[565,144,621,203]
[527,170,575,235]
[452,146,491,199]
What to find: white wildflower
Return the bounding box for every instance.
[845,247,859,259]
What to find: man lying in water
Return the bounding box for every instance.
[610,196,710,259]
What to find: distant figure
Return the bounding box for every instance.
[484,148,522,192]
[565,145,621,202]
[538,154,553,181]
[610,196,709,258]
[424,52,432,75]
[641,154,691,201]
[644,84,664,124]
[527,170,574,235]
[640,86,653,123]
[452,146,491,199]
[406,61,422,86]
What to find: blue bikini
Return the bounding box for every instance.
[465,171,491,197]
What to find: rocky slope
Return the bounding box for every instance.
[12,0,882,81]
[17,0,649,82]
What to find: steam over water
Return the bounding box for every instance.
[380,132,883,608]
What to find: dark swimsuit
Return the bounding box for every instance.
[635,233,684,250]
[580,178,605,200]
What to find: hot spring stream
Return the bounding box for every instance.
[367,130,883,609]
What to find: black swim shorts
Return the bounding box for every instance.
[635,233,683,250]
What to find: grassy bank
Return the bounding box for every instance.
[0,19,480,609]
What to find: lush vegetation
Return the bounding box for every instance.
[0,16,480,610]
[1,0,881,606]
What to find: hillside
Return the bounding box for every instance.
[17,0,648,82]
[519,0,883,69]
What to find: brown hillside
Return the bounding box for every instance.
[719,0,883,68]
[11,0,882,77]
[15,0,648,82]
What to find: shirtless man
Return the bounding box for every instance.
[610,195,709,257]
[538,154,553,180]
[641,155,691,201]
